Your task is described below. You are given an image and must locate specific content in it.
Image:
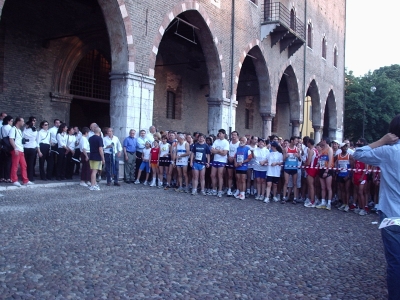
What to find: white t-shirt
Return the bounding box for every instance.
[23,128,38,149]
[228,140,240,158]
[267,151,283,177]
[49,126,59,144]
[9,127,24,152]
[248,144,258,169]
[36,129,50,145]
[212,139,229,163]
[253,147,269,172]
[143,148,151,160]
[66,134,76,151]
[79,136,90,153]
[159,142,170,157]
[57,133,67,149]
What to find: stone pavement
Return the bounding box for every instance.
[0,181,387,299]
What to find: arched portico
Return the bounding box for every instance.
[323,90,338,140]
[273,65,301,138]
[305,79,322,142]
[235,45,272,138]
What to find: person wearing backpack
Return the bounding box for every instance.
[9,117,34,187]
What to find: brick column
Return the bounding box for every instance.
[260,113,275,139]
[313,125,322,143]
[291,120,301,137]
[109,72,155,139]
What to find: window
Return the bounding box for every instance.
[166,91,176,119]
[70,49,111,101]
[307,22,313,48]
[322,36,327,59]
[290,9,296,30]
[264,0,272,21]
[333,46,338,67]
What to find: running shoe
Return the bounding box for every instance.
[338,204,346,211]
[217,191,223,198]
[304,201,316,208]
[226,189,233,196]
[238,193,245,200]
[134,180,140,184]
[201,190,207,196]
[326,203,332,210]
[263,197,270,203]
[316,201,327,209]
[272,196,279,202]
[255,195,260,200]
[359,209,368,216]
[344,205,350,212]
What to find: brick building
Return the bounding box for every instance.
[0,0,345,141]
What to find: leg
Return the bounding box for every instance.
[199,167,206,191]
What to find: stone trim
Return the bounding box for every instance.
[50,92,73,104]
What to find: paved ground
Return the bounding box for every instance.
[0,181,387,299]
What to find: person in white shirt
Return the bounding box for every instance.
[73,126,82,175]
[36,120,51,180]
[146,125,156,144]
[252,138,269,201]
[174,133,190,193]
[135,141,152,185]
[209,129,229,197]
[9,117,34,186]
[0,115,13,183]
[226,131,240,196]
[56,123,68,180]
[79,127,91,187]
[23,117,38,182]
[246,135,259,196]
[65,127,76,179]
[266,141,283,202]
[103,127,122,186]
[49,119,61,178]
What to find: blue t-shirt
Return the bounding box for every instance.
[192,142,210,164]
[89,135,104,161]
[236,145,251,171]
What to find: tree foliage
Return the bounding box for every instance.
[344,65,400,143]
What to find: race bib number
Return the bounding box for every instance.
[195,152,203,161]
[237,154,244,163]
[339,161,348,173]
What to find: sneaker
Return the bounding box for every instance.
[79,182,88,187]
[164,184,170,190]
[281,197,287,204]
[175,187,184,192]
[208,189,217,196]
[13,181,22,187]
[89,185,100,191]
[86,181,91,186]
[233,189,240,198]
[246,189,250,197]
[253,189,257,196]
[201,190,206,196]
[238,193,245,200]
[354,208,361,214]
[217,191,223,198]
[158,182,163,189]
[326,203,332,210]
[349,203,357,211]
[304,201,316,208]
[338,204,346,211]
[259,195,265,202]
[316,201,327,209]
[149,181,156,187]
[255,195,260,200]
[134,180,140,184]
[263,197,270,203]
[97,175,101,182]
[272,196,279,202]
[143,181,148,186]
[344,205,350,212]
[304,198,311,207]
[359,209,368,216]
[24,181,35,186]
[191,189,198,196]
[227,189,233,196]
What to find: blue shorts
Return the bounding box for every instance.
[211,161,226,168]
[139,161,150,173]
[254,170,267,179]
[193,162,205,171]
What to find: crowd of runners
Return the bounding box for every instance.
[0,112,379,216]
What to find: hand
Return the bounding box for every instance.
[102,159,105,165]
[380,133,399,145]
[38,152,43,158]
[125,155,128,161]
[14,149,20,156]
[117,152,121,158]
[85,156,89,162]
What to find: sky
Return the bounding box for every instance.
[345,0,400,76]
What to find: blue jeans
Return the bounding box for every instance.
[105,154,119,183]
[379,211,400,300]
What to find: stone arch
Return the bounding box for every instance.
[0,0,135,73]
[233,41,271,113]
[306,78,321,126]
[280,65,301,121]
[149,1,223,98]
[323,89,338,139]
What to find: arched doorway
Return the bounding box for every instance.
[152,8,223,134]
[323,90,337,140]
[304,79,321,141]
[0,0,130,133]
[273,66,301,138]
[235,46,271,137]
[70,49,111,128]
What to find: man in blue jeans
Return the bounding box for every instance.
[353,114,400,300]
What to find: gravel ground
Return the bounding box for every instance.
[0,181,387,299]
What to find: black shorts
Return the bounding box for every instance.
[159,157,170,167]
[284,169,297,175]
[266,176,279,184]
[336,175,350,183]
[319,169,334,178]
[236,169,247,175]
